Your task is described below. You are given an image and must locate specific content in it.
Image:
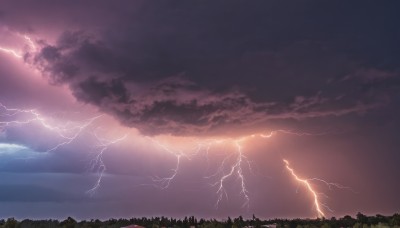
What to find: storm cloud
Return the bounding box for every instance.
[24,1,399,135]
[1,0,400,219]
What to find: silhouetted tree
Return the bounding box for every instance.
[3,218,18,228]
[356,212,368,224]
[339,215,356,227]
[1,213,400,227]
[60,217,77,228]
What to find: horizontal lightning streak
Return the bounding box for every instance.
[1,103,103,152]
[0,33,38,59]
[0,47,22,58]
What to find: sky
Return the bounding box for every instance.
[0,0,399,220]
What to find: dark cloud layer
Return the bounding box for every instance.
[20,1,398,135]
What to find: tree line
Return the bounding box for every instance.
[0,212,399,228]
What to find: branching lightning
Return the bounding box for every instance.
[283,159,326,218]
[86,132,128,196]
[146,137,191,189]
[144,130,350,216]
[1,99,349,215]
[199,131,325,209]
[146,135,252,208]
[1,102,131,197]
[283,159,352,218]
[0,33,133,198]
[0,102,103,152]
[146,131,301,209]
[209,139,250,209]
[0,31,350,215]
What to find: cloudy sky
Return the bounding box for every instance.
[0,0,399,220]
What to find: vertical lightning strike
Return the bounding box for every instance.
[146,131,310,209]
[283,159,325,218]
[147,135,248,205]
[1,102,129,196]
[1,31,348,213]
[234,140,250,208]
[153,154,182,189]
[147,135,252,208]
[282,158,352,217]
[2,99,346,212]
[147,137,190,189]
[86,133,128,196]
[208,138,251,209]
[146,130,346,213]
[206,132,301,209]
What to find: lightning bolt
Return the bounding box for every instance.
[2,101,350,215]
[45,115,103,152]
[144,130,349,215]
[0,35,95,153]
[203,131,316,209]
[209,139,250,209]
[147,134,263,208]
[283,159,348,218]
[0,32,129,197]
[0,47,22,58]
[0,102,103,152]
[1,102,131,197]
[0,33,37,59]
[0,31,350,213]
[23,35,37,51]
[146,137,191,189]
[86,132,128,196]
[146,135,252,207]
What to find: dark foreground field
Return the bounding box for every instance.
[1,213,399,228]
